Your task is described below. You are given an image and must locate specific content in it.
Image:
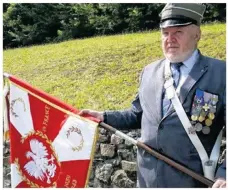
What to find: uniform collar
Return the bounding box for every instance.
[182,49,199,71]
[165,49,199,72]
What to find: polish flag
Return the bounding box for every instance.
[6,74,99,188]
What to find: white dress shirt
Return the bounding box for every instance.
[165,49,199,93]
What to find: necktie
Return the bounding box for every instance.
[172,62,183,88]
[162,62,183,116]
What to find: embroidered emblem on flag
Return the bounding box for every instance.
[7,75,99,188]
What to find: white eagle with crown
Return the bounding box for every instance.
[24,139,57,184]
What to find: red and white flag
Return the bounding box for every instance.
[4,74,99,188]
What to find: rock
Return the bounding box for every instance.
[117,149,135,161]
[93,177,110,188]
[133,145,138,153]
[121,160,137,172]
[87,182,94,188]
[126,170,137,182]
[124,139,133,147]
[94,157,104,162]
[3,141,10,148]
[121,130,131,134]
[92,178,101,188]
[126,130,141,138]
[117,144,126,149]
[4,179,11,188]
[218,149,226,164]
[218,138,226,164]
[3,156,10,167]
[95,143,100,152]
[3,144,10,155]
[95,163,113,182]
[3,167,6,176]
[111,170,135,188]
[105,157,122,167]
[100,144,115,157]
[111,134,123,145]
[94,151,103,159]
[3,167,10,177]
[99,128,107,135]
[221,139,226,148]
[98,134,109,143]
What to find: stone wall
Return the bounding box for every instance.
[3,128,226,188]
[3,142,11,188]
[88,128,140,187]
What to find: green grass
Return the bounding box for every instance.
[3,23,226,111]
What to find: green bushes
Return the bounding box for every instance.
[3,3,226,49]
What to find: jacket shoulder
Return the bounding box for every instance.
[143,58,165,73]
[203,56,225,70]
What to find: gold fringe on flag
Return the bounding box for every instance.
[3,75,10,142]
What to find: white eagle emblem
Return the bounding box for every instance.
[24,139,57,184]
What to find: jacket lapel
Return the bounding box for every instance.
[154,61,166,122]
[140,60,165,124]
[179,53,209,104]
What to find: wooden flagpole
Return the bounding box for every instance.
[99,121,214,187]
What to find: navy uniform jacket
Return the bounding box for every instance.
[104,52,226,187]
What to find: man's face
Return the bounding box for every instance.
[161,24,200,63]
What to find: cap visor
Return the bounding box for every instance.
[160,19,193,28]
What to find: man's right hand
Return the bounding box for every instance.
[79,109,104,122]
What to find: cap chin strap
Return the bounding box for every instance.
[164,61,223,180]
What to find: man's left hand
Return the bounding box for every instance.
[212,178,226,188]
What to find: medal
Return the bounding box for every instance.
[202,126,210,134]
[191,90,204,120]
[195,123,203,132]
[209,105,216,113]
[205,118,212,126]
[191,108,200,115]
[208,112,215,120]
[203,92,211,102]
[203,92,211,112]
[191,115,198,121]
[197,98,203,104]
[195,105,202,112]
[211,95,218,105]
[198,115,205,122]
[196,89,204,100]
[202,103,210,112]
[200,110,206,117]
[212,95,218,101]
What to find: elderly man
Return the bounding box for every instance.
[80,3,226,188]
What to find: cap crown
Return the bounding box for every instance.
[160,3,206,26]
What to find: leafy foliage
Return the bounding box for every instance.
[3,3,225,48]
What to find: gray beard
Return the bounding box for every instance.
[164,49,196,63]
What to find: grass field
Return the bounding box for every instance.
[3,23,226,111]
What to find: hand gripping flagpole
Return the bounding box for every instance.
[99,121,214,187]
